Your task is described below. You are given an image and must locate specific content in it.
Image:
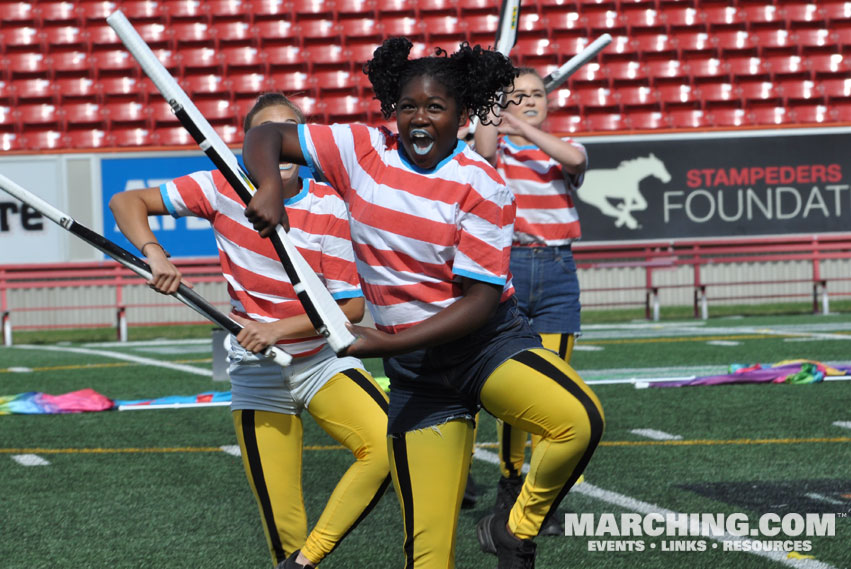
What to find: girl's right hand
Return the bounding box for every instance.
[147,254,190,295]
[245,186,290,236]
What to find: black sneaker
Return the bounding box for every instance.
[537,509,566,536]
[493,475,523,514]
[276,551,314,569]
[476,513,537,568]
[462,471,480,509]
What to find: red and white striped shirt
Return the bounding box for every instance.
[496,136,588,246]
[298,123,516,334]
[160,170,362,357]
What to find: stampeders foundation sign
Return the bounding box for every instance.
[574,129,851,242]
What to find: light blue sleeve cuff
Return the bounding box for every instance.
[159,184,178,218]
[453,268,506,286]
[297,124,320,180]
[331,289,364,300]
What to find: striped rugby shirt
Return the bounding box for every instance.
[298,123,516,334]
[496,135,588,246]
[160,170,362,357]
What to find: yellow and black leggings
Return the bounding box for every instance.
[497,332,575,479]
[388,348,604,568]
[232,369,391,566]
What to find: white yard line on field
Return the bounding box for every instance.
[473,449,839,569]
[12,345,213,377]
[629,429,683,441]
[12,454,50,466]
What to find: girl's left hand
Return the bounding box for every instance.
[232,314,280,353]
[344,323,399,358]
[496,112,526,136]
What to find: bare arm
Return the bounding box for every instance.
[242,122,307,237]
[108,187,190,294]
[473,117,500,167]
[231,297,365,352]
[500,112,587,176]
[344,278,502,358]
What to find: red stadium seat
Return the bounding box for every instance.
[3,26,43,51]
[416,0,454,16]
[265,45,309,73]
[618,85,658,111]
[181,74,230,98]
[214,21,256,48]
[421,15,465,45]
[153,126,195,146]
[120,1,163,21]
[50,51,90,78]
[104,101,149,128]
[1,132,26,151]
[171,21,216,48]
[63,102,106,130]
[66,128,110,149]
[574,86,618,112]
[194,99,236,124]
[0,82,12,105]
[132,22,172,50]
[304,44,349,72]
[162,0,209,22]
[375,0,416,17]
[207,0,251,22]
[536,0,576,16]
[347,44,380,69]
[781,3,822,29]
[576,0,617,8]
[727,56,770,82]
[583,10,627,35]
[749,106,793,126]
[90,50,139,78]
[311,69,359,95]
[821,78,851,102]
[5,2,37,25]
[546,11,586,43]
[698,82,739,109]
[220,46,265,73]
[765,55,809,80]
[672,31,715,58]
[320,94,368,123]
[687,57,729,84]
[514,38,559,67]
[668,108,710,129]
[290,0,335,19]
[795,29,836,55]
[337,0,377,18]
[21,130,66,150]
[43,26,86,52]
[631,33,678,60]
[96,77,141,102]
[465,14,501,47]
[289,95,320,120]
[37,1,78,25]
[150,101,182,128]
[585,112,627,131]
[709,108,748,127]
[747,29,796,57]
[738,5,784,30]
[152,49,180,73]
[51,77,97,104]
[110,126,154,147]
[606,61,647,86]
[780,79,825,106]
[834,101,851,122]
[339,19,382,45]
[77,1,119,24]
[456,0,498,16]
[806,53,851,79]
[793,104,832,125]
[178,47,223,75]
[252,0,288,21]
[739,81,783,107]
[266,71,309,94]
[254,20,299,47]
[229,72,270,103]
[15,103,62,130]
[701,5,743,32]
[563,62,606,88]
[86,25,124,51]
[380,16,426,41]
[656,83,700,109]
[622,7,665,35]
[545,113,584,134]
[712,30,756,58]
[663,6,704,33]
[3,52,52,79]
[296,19,341,46]
[12,79,54,104]
[628,110,670,130]
[551,88,581,114]
[0,106,15,128]
[645,59,688,85]
[822,1,851,25]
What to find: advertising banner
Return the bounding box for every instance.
[575,130,851,242]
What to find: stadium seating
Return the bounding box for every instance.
[2,0,848,149]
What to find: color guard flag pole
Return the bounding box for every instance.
[543,33,613,93]
[0,173,293,366]
[107,10,356,355]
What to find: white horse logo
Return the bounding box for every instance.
[577,153,671,229]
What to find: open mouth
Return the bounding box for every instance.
[410,129,434,156]
[279,163,295,171]
[523,110,539,118]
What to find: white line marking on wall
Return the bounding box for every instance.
[13,345,212,377]
[12,454,50,466]
[219,445,241,457]
[630,429,683,441]
[473,449,839,569]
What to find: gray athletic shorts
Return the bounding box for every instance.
[227,336,366,415]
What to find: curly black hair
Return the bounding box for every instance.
[363,37,517,125]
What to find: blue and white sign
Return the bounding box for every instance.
[101,155,219,258]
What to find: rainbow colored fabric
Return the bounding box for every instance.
[650,360,849,388]
[0,389,232,414]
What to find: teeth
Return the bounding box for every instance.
[279,163,295,171]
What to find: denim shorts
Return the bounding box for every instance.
[383,299,541,434]
[509,244,581,334]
